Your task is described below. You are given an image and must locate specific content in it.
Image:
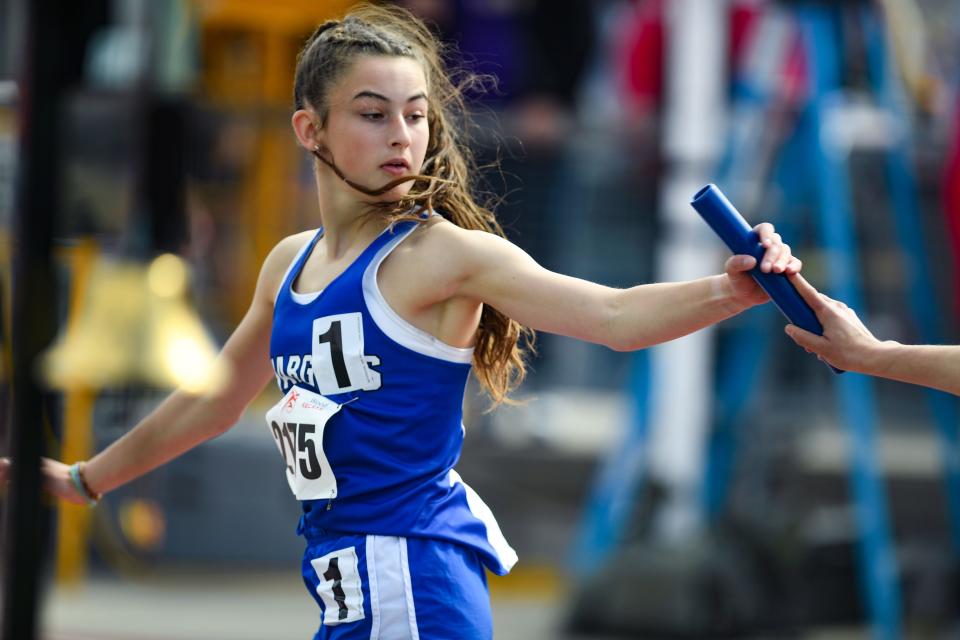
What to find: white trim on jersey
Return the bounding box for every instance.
[290,288,323,305]
[362,227,475,364]
[275,229,321,304]
[368,536,420,640]
[448,469,519,573]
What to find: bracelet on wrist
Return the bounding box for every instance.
[68,462,102,506]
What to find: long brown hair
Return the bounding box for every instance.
[293,3,533,405]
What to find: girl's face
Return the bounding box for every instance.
[320,55,430,202]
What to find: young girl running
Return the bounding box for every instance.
[11,4,802,638]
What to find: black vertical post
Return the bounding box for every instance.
[143,99,187,254]
[3,0,62,637]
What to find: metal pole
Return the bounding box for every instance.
[2,0,63,637]
[646,0,727,539]
[801,7,901,636]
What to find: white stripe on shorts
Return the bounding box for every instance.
[398,539,420,640]
[448,469,519,573]
[366,537,381,639]
[368,536,419,640]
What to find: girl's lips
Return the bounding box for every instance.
[380,164,409,176]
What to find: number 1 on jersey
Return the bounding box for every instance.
[316,321,351,388]
[312,313,382,394]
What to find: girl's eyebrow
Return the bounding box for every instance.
[352,90,428,103]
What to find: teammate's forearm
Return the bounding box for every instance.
[607,275,748,351]
[82,389,243,495]
[865,343,960,396]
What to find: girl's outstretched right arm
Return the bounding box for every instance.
[1,235,309,504]
[433,222,799,352]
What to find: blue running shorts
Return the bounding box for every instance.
[302,532,493,639]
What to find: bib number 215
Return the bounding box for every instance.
[269,420,323,480]
[264,386,341,500]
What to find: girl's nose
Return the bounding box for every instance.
[389,116,411,148]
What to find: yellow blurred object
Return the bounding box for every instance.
[194,0,357,106]
[43,260,144,389]
[43,253,229,394]
[876,0,941,112]
[147,252,189,299]
[143,279,230,394]
[190,0,358,321]
[118,498,167,551]
[54,240,100,586]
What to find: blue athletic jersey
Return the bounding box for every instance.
[267,220,517,576]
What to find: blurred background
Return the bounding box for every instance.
[1,0,959,638]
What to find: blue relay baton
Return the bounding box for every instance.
[690,183,843,374]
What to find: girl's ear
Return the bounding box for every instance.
[291,109,322,151]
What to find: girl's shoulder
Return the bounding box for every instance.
[256,230,319,298]
[389,216,511,289]
[265,230,317,270]
[273,229,318,253]
[404,215,496,255]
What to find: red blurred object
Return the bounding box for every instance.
[943,99,960,315]
[617,0,664,115]
[730,1,762,67]
[781,30,809,105]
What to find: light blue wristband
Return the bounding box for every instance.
[68,462,100,506]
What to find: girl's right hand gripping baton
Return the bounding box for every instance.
[690,183,843,374]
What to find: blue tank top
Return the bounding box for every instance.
[267,220,517,575]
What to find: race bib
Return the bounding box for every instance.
[311,547,365,626]
[265,385,341,500]
[312,312,382,395]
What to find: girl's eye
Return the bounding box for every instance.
[406,113,425,122]
[361,112,383,120]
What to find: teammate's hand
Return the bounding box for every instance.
[783,273,881,371]
[723,222,802,308]
[0,456,91,505]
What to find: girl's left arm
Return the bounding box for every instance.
[450,223,800,351]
